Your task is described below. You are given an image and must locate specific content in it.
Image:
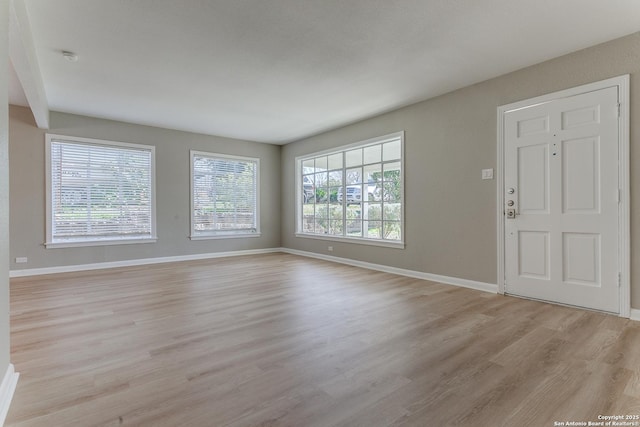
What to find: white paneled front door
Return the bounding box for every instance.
[503,86,620,313]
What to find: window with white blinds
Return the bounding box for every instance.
[190,151,260,239]
[45,134,156,248]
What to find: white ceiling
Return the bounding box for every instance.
[10,0,640,144]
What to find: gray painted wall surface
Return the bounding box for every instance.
[9,108,281,269]
[1,0,11,373]
[281,32,640,308]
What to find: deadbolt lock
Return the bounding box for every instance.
[506,209,516,219]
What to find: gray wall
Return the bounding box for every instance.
[9,107,281,269]
[1,0,11,373]
[281,32,640,308]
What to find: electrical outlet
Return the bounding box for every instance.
[15,257,28,264]
[482,168,494,180]
[327,246,333,252]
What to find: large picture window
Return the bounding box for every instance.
[46,134,156,248]
[190,151,260,239]
[296,132,404,247]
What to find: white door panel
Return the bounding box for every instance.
[562,137,599,213]
[504,86,619,313]
[563,233,600,286]
[518,231,550,280]
[518,144,549,213]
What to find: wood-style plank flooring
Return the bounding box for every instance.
[6,253,640,426]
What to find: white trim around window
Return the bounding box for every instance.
[45,134,157,248]
[189,151,261,240]
[295,131,405,248]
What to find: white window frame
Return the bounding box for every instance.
[45,134,157,248]
[189,151,261,240]
[295,131,405,248]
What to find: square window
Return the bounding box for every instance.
[190,151,259,239]
[297,132,404,246]
[46,134,156,248]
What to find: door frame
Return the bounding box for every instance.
[496,75,630,317]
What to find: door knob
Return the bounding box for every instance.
[507,200,514,206]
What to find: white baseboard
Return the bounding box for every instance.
[281,248,497,294]
[0,364,19,426]
[9,248,281,278]
[9,245,636,320]
[10,245,498,295]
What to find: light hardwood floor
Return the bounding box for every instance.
[6,253,640,426]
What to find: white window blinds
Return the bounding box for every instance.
[47,136,155,247]
[191,152,259,238]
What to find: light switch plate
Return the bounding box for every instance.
[15,257,27,263]
[482,168,494,180]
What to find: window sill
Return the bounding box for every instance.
[45,237,158,249]
[190,232,261,240]
[295,233,404,249]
